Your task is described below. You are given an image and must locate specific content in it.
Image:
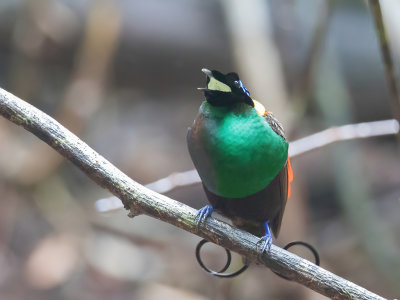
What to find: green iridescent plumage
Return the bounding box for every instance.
[187,68,291,240]
[188,101,288,198]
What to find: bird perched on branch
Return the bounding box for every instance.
[187,68,293,251]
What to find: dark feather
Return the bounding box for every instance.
[264,112,285,139]
[203,162,289,237]
[188,105,290,238]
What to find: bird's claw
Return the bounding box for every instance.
[257,221,274,254]
[257,234,273,253]
[196,205,213,229]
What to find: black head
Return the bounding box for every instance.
[199,68,254,107]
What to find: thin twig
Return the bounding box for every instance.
[289,119,399,157]
[95,169,201,212]
[96,118,399,212]
[0,88,388,299]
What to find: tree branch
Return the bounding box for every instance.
[0,88,388,300]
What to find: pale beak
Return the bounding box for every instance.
[198,68,213,91]
[201,68,213,78]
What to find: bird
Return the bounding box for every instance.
[187,68,293,251]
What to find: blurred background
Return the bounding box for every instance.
[0,0,399,299]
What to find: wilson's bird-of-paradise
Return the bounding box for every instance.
[187,68,293,252]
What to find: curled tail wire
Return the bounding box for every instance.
[195,239,319,279]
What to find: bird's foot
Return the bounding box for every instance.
[257,234,273,253]
[257,221,274,253]
[196,205,213,229]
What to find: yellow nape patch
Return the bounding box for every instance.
[252,99,266,116]
[207,77,232,92]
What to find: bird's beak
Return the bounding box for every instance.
[198,68,213,91]
[199,67,231,93]
[201,68,213,78]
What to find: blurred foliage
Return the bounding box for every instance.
[0,0,399,299]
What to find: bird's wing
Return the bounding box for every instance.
[269,159,293,236]
[264,112,286,139]
[263,112,292,236]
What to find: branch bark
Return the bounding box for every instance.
[0,88,388,300]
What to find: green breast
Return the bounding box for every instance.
[187,101,288,198]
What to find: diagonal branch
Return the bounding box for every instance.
[0,88,387,300]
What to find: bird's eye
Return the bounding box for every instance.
[234,80,241,87]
